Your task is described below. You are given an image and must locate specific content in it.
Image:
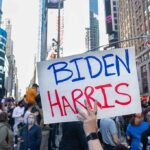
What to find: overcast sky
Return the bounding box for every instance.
[2,0,107,96]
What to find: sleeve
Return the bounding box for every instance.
[140,131,147,150]
[12,107,21,118]
[126,124,131,137]
[109,120,118,135]
[0,126,10,149]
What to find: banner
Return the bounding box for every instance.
[37,47,141,124]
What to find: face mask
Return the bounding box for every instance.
[27,118,34,125]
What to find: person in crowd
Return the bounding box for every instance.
[0,103,3,112]
[140,125,150,150]
[140,111,150,150]
[77,101,129,150]
[100,118,119,150]
[29,84,43,125]
[48,124,59,149]
[113,144,129,150]
[115,116,127,144]
[143,107,150,122]
[7,102,15,131]
[126,113,149,150]
[59,122,88,150]
[25,88,43,125]
[24,103,39,124]
[0,111,13,150]
[19,113,42,150]
[22,95,28,110]
[32,83,42,109]
[141,100,148,111]
[12,100,25,147]
[40,120,50,150]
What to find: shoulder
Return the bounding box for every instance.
[0,123,9,132]
[142,121,149,127]
[127,123,132,130]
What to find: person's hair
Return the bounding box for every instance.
[130,114,143,125]
[32,83,39,89]
[0,112,8,122]
[0,103,3,110]
[18,100,24,106]
[113,144,129,150]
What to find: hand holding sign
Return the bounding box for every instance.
[77,101,98,136]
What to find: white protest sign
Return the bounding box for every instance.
[37,47,141,124]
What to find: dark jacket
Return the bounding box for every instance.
[141,126,150,150]
[60,122,88,150]
[19,124,42,150]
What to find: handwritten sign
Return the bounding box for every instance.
[37,47,141,124]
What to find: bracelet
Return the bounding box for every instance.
[86,132,98,142]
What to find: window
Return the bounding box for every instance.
[113,1,116,5]
[136,19,139,25]
[113,7,117,11]
[114,19,117,24]
[115,25,118,30]
[141,65,149,93]
[114,13,117,17]
[139,15,142,22]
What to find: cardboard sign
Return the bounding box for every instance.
[37,47,141,124]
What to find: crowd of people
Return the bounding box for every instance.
[0,83,150,150]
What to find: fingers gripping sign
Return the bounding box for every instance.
[77,100,98,136]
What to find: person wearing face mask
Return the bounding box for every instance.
[126,113,149,150]
[12,100,25,147]
[19,113,42,150]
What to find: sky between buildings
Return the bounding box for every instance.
[2,0,108,96]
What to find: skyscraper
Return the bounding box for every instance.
[89,0,99,51]
[119,0,150,95]
[4,19,18,98]
[0,0,2,23]
[104,0,119,49]
[0,28,7,98]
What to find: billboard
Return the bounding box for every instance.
[47,0,63,9]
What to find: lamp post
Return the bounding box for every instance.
[57,0,61,58]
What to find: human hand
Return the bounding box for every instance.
[77,101,98,136]
[18,137,24,143]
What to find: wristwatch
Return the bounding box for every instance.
[86,132,98,142]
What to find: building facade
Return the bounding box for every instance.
[118,0,150,96]
[89,0,99,51]
[4,19,18,98]
[104,0,119,49]
[0,28,7,98]
[38,0,48,61]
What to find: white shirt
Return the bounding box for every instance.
[12,106,25,125]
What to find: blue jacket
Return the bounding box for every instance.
[19,124,42,150]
